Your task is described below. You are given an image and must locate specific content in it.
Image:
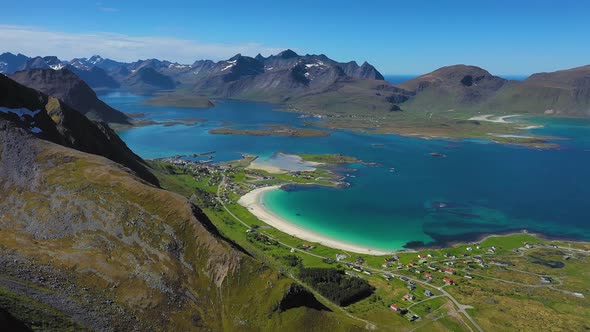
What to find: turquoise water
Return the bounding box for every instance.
[101,91,590,251]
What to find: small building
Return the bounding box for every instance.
[464,274,474,279]
[424,289,433,297]
[390,304,400,311]
[541,276,553,283]
[400,276,409,282]
[425,272,432,279]
[443,277,455,285]
[418,254,427,259]
[363,270,372,275]
[336,254,348,262]
[382,273,393,280]
[402,294,415,301]
[445,269,455,275]
[466,247,473,251]
[408,284,416,291]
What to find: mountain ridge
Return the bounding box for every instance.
[2,51,589,117]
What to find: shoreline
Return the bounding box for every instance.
[238,186,589,256]
[238,185,393,255]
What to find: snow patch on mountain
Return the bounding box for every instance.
[305,61,325,68]
[0,107,41,119]
[50,63,66,70]
[168,63,190,69]
[221,60,237,72]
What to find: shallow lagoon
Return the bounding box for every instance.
[102,91,590,251]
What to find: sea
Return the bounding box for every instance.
[100,90,590,251]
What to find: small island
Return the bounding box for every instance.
[144,93,215,108]
[209,125,330,137]
[299,153,363,164]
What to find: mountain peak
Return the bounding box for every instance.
[228,53,242,61]
[278,49,298,59]
[255,53,265,61]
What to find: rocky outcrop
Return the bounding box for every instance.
[10,68,130,124]
[0,74,157,185]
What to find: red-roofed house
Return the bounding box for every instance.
[390,304,400,311]
[445,269,455,275]
[443,277,455,285]
[425,272,432,279]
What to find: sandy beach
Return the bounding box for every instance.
[238,186,391,255]
[246,161,285,174]
[468,114,522,123]
[246,153,320,174]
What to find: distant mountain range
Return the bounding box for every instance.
[0,50,383,92]
[2,50,589,117]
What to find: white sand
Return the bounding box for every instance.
[517,125,544,130]
[246,161,285,174]
[468,114,522,123]
[246,153,320,174]
[238,186,391,255]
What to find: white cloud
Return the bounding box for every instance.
[0,25,287,64]
[96,2,118,12]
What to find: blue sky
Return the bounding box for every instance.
[0,0,588,75]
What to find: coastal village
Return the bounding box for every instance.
[152,155,590,331]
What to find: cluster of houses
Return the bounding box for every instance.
[389,303,419,321]
[343,262,373,275]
